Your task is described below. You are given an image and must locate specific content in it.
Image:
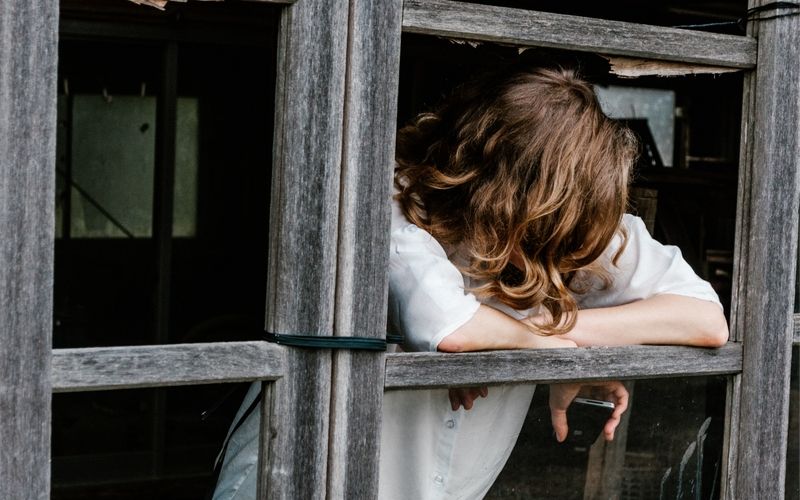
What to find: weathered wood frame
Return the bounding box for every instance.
[721,1,800,497]
[4,0,799,498]
[0,2,59,498]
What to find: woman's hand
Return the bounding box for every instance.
[549,381,629,442]
[448,386,489,411]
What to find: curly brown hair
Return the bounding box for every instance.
[395,66,637,335]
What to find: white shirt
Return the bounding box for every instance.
[378,197,721,500]
[212,197,721,500]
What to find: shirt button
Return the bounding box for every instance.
[445,419,455,429]
[434,474,444,484]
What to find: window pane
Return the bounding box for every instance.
[595,86,675,167]
[71,94,156,238]
[487,377,726,499]
[788,346,799,500]
[51,384,246,499]
[173,97,199,238]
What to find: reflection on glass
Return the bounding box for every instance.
[488,377,726,499]
[71,94,156,238]
[595,86,676,167]
[54,94,199,239]
[174,97,199,237]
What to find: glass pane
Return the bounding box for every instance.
[595,86,676,167]
[173,97,199,238]
[488,377,726,499]
[52,384,246,500]
[788,346,799,500]
[55,95,68,239]
[70,94,156,238]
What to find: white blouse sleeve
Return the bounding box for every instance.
[578,214,722,310]
[388,203,481,352]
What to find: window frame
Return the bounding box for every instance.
[2,0,798,498]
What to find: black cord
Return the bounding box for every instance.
[673,1,799,31]
[264,331,401,350]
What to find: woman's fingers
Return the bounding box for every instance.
[596,381,629,441]
[448,389,460,411]
[550,408,569,442]
[549,383,582,442]
[448,386,488,411]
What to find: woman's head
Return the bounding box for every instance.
[395,65,638,334]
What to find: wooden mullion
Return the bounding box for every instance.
[384,343,742,389]
[51,342,286,392]
[402,0,757,69]
[325,0,402,498]
[720,43,759,500]
[262,0,350,497]
[726,2,800,497]
[0,2,59,498]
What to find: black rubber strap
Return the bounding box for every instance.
[264,331,401,350]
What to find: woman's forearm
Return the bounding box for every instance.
[437,304,577,352]
[558,294,729,348]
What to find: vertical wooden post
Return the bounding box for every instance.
[0,1,59,499]
[261,0,349,497]
[327,0,402,498]
[724,2,800,497]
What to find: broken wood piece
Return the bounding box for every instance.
[127,0,169,9]
[604,56,741,78]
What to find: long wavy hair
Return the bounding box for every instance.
[395,66,638,335]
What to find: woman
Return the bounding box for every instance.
[379,64,727,499]
[213,64,728,500]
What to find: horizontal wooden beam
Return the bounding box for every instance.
[384,343,742,389]
[52,341,286,392]
[402,0,756,69]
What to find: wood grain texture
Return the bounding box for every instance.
[729,2,800,497]
[720,31,759,500]
[51,342,286,392]
[0,2,58,499]
[326,0,402,498]
[402,0,757,68]
[384,343,742,389]
[793,313,800,345]
[263,0,349,497]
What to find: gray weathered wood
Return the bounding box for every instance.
[262,0,349,497]
[726,2,800,498]
[720,34,760,500]
[51,342,286,392]
[384,343,742,389]
[326,0,402,498]
[0,2,58,499]
[402,0,757,68]
[793,313,800,345]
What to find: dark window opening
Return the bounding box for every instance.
[398,33,741,498]
[53,2,279,497]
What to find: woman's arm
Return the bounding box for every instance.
[548,294,729,348]
[436,304,577,352]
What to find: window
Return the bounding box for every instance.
[2,0,798,498]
